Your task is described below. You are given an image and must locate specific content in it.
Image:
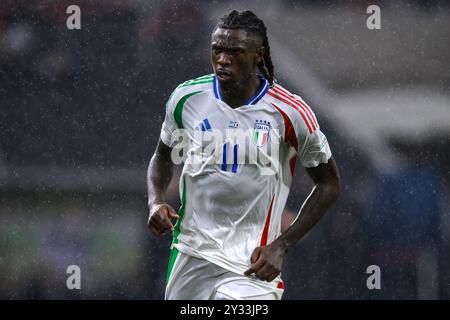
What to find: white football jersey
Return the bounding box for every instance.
[160,74,332,276]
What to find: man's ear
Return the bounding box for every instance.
[255,47,264,64]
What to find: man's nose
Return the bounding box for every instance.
[217,53,231,66]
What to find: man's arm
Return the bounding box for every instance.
[147,139,180,238]
[244,157,341,281]
[276,156,341,250]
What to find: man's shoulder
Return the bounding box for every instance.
[265,83,319,134]
[176,74,215,89]
[265,83,309,109]
[167,74,214,105]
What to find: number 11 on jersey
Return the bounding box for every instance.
[221,142,238,173]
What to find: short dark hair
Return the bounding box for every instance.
[215,10,275,86]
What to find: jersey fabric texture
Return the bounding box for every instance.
[165,251,284,300]
[160,74,332,284]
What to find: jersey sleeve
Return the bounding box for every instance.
[292,102,332,168]
[297,127,332,168]
[160,91,178,147]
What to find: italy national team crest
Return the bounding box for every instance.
[252,120,271,147]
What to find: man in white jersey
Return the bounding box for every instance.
[147,10,341,300]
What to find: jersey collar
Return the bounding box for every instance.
[213,75,269,106]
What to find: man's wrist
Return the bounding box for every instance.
[148,197,165,209]
[272,236,293,256]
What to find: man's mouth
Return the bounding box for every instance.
[216,69,232,81]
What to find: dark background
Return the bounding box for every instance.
[1,0,449,299]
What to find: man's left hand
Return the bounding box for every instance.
[244,242,286,282]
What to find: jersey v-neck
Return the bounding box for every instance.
[212,75,269,109]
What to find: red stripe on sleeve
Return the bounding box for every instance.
[272,86,317,131]
[268,91,314,134]
[273,85,318,129]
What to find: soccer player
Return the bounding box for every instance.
[147,10,341,300]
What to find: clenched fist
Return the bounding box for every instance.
[147,203,180,238]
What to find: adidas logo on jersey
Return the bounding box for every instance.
[194,118,212,132]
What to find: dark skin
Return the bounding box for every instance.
[147,140,178,238]
[147,27,342,282]
[211,28,263,108]
[243,159,341,281]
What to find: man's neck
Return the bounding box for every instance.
[221,75,261,109]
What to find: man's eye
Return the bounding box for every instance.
[213,48,242,56]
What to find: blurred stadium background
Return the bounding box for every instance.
[1,0,449,299]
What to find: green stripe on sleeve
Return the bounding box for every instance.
[178,78,213,88]
[174,91,202,129]
[183,74,214,83]
[194,74,214,80]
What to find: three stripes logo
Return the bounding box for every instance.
[195,118,212,132]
